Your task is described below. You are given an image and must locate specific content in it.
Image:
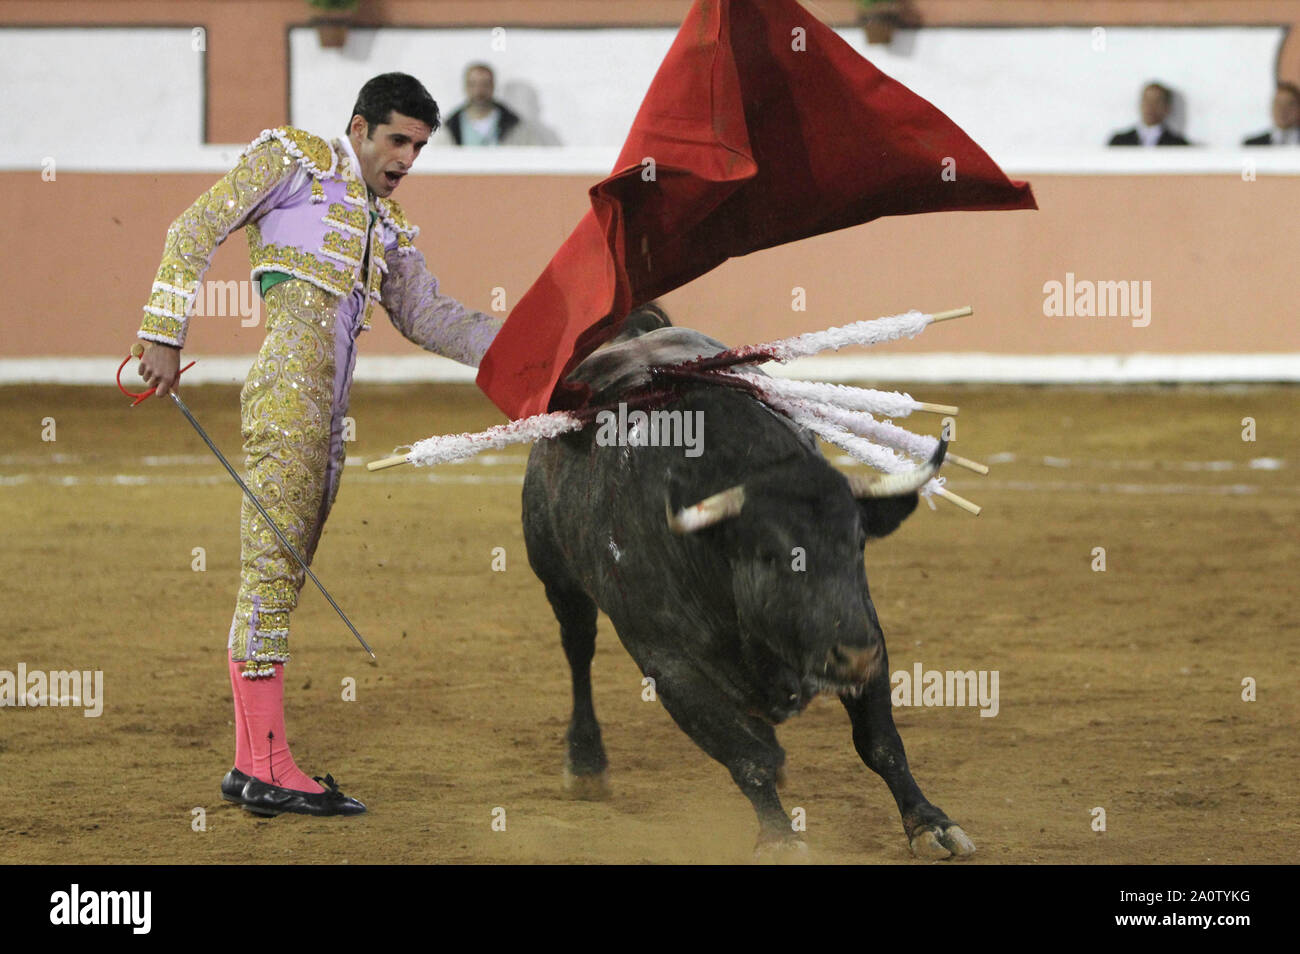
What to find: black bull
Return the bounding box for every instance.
[521,317,975,859]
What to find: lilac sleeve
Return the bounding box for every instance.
[379,248,504,367]
[138,145,308,348]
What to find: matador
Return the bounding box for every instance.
[136,73,502,817]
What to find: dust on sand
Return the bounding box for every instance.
[1,383,1295,863]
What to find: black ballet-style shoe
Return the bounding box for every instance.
[221,768,252,805]
[239,773,367,817]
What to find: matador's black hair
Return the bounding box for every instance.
[348,72,440,135]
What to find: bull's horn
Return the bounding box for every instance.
[666,485,746,534]
[848,439,948,499]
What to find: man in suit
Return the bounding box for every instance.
[435,62,558,146]
[1109,82,1190,146]
[1243,82,1300,145]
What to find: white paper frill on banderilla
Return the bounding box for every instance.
[372,307,984,515]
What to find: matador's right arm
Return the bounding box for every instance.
[137,131,314,348]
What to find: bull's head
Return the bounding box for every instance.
[665,441,945,722]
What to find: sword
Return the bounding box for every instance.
[121,344,375,659]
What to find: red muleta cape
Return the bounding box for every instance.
[476,0,1036,420]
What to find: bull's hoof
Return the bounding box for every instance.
[562,764,611,801]
[909,823,976,860]
[753,837,811,865]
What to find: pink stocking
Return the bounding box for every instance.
[228,655,324,794]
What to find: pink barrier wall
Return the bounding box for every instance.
[3,170,1297,357]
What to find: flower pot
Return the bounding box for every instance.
[314,18,349,48]
[863,16,896,45]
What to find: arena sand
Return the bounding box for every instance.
[0,383,1296,864]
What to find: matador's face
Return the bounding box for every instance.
[349,111,432,198]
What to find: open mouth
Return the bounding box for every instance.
[750,677,864,723]
[805,676,867,699]
[384,171,405,189]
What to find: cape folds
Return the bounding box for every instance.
[476,0,1037,420]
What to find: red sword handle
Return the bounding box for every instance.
[117,342,195,407]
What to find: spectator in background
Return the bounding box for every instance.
[436,62,559,146]
[1109,82,1190,146]
[1243,83,1300,145]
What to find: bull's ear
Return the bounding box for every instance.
[858,492,919,540]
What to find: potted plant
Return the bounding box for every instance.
[857,0,909,45]
[308,0,360,49]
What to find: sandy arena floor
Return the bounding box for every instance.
[0,382,1296,864]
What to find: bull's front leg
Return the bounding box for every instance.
[547,582,610,799]
[650,663,803,862]
[840,646,976,860]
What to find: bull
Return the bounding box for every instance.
[521,306,975,860]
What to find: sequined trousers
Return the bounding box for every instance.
[228,279,364,677]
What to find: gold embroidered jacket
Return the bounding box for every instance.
[138,126,501,366]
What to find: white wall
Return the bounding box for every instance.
[289,25,1286,152]
[0,27,204,167]
[289,26,675,148]
[0,24,1289,171]
[845,26,1285,152]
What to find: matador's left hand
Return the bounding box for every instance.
[139,342,182,398]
